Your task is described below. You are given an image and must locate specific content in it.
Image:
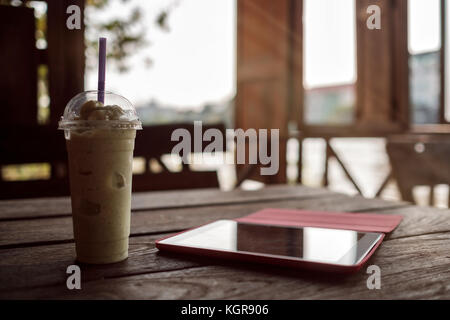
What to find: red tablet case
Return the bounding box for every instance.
[155,208,403,273]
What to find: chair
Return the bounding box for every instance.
[0,125,70,199]
[0,5,225,199]
[132,123,225,192]
[0,123,226,199]
[385,134,450,206]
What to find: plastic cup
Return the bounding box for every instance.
[58,90,142,264]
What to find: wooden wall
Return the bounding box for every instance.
[355,0,409,132]
[47,0,85,125]
[236,0,301,183]
[0,6,37,125]
[0,1,85,127]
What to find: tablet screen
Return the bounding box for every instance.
[159,220,383,265]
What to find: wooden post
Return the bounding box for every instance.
[235,0,304,184]
[440,0,446,124]
[289,0,303,184]
[47,0,85,125]
[355,0,409,131]
[0,6,37,125]
[323,139,330,187]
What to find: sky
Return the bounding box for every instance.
[85,0,236,108]
[84,0,444,110]
[408,0,441,54]
[303,0,356,89]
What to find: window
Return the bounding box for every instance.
[303,0,356,125]
[84,0,236,126]
[408,0,441,124]
[300,0,410,133]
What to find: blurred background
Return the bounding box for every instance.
[0,0,449,208]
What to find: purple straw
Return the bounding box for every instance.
[97,37,107,103]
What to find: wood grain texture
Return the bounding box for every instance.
[236,0,290,183]
[0,185,331,220]
[0,192,413,248]
[47,0,85,125]
[356,0,396,127]
[0,194,412,292]
[0,6,37,126]
[3,232,449,299]
[1,185,449,299]
[0,234,201,293]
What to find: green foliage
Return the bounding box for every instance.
[84,0,178,73]
[3,0,176,73]
[85,0,110,9]
[85,3,148,73]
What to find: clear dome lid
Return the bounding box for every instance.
[58,90,142,130]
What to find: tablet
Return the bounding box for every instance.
[156,220,384,272]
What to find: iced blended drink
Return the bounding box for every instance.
[59,91,142,264]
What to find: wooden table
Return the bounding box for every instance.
[0,185,449,299]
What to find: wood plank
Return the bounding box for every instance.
[390,0,409,128]
[132,171,219,192]
[0,234,201,292]
[0,193,414,248]
[356,0,391,125]
[47,0,85,125]
[373,205,450,240]
[0,185,332,220]
[236,0,290,183]
[0,6,37,126]
[0,192,447,298]
[2,232,449,299]
[355,0,409,130]
[134,123,226,159]
[0,125,67,164]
